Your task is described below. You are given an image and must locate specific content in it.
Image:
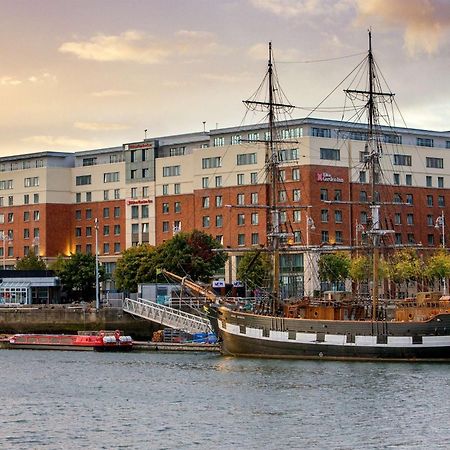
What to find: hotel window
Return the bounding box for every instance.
[438,195,445,207]
[395,213,401,225]
[359,171,368,184]
[24,228,30,239]
[292,167,300,181]
[237,174,244,185]
[202,216,210,228]
[238,234,245,246]
[405,174,412,186]
[86,244,92,254]
[114,224,121,235]
[142,186,149,198]
[202,197,210,208]
[114,207,120,218]
[406,194,413,205]
[174,183,180,194]
[335,231,343,243]
[293,189,301,202]
[278,170,286,181]
[321,230,329,243]
[103,243,110,254]
[359,191,367,202]
[162,203,169,214]
[251,212,259,225]
[215,176,222,187]
[7,213,13,223]
[312,127,331,138]
[278,190,287,202]
[24,194,29,205]
[213,136,225,147]
[142,168,149,178]
[142,149,148,161]
[321,209,329,223]
[0,180,13,190]
[427,215,433,226]
[75,227,82,237]
[320,148,340,161]
[114,189,120,199]
[407,213,414,225]
[215,195,223,207]
[294,230,302,243]
[76,193,81,203]
[237,153,257,165]
[247,132,259,142]
[163,165,180,177]
[103,190,109,201]
[34,228,39,238]
[393,173,400,185]
[280,211,287,224]
[334,190,342,201]
[114,242,121,253]
[293,210,301,223]
[320,188,328,201]
[103,172,119,183]
[231,135,241,145]
[103,207,110,219]
[162,184,169,195]
[335,210,343,223]
[251,193,258,205]
[251,233,259,245]
[237,214,245,225]
[82,157,96,166]
[24,211,30,221]
[393,154,412,166]
[428,234,435,246]
[202,157,222,169]
[360,211,368,225]
[103,225,110,236]
[130,169,137,180]
[393,193,401,204]
[278,148,299,161]
[174,202,181,213]
[250,172,258,184]
[33,211,40,221]
[76,175,91,186]
[131,187,137,198]
[202,177,209,188]
[237,193,244,205]
[86,209,92,219]
[86,192,92,202]
[215,215,223,227]
[24,177,39,187]
[86,227,92,237]
[139,204,148,218]
[130,150,136,163]
[33,193,39,204]
[132,205,139,218]
[75,245,81,254]
[417,137,434,147]
[408,233,415,244]
[426,176,432,187]
[438,177,444,188]
[426,157,444,169]
[173,221,181,233]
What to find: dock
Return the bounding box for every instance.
[133,341,220,352]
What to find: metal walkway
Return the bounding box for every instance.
[123,297,212,334]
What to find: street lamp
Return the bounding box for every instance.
[435,211,446,295]
[94,218,100,309]
[306,215,315,248]
[0,231,11,269]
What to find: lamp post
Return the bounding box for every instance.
[306,214,315,248]
[94,218,100,309]
[435,211,446,295]
[0,231,11,269]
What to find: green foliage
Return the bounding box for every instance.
[424,250,450,282]
[52,253,106,302]
[15,250,46,270]
[114,244,159,293]
[388,248,422,284]
[236,250,272,289]
[318,252,351,284]
[349,254,387,282]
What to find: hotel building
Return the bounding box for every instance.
[1,117,449,295]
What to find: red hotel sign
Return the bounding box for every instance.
[126,199,153,205]
[316,172,344,183]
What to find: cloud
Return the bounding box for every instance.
[355,0,450,55]
[74,121,130,131]
[91,89,133,97]
[175,30,222,56]
[59,30,169,63]
[250,0,353,17]
[201,72,251,83]
[0,76,22,86]
[22,135,100,149]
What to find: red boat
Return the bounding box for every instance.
[7,330,133,351]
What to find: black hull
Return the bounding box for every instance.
[209,305,450,362]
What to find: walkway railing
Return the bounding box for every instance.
[123,297,212,334]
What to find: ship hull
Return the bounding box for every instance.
[209,305,450,361]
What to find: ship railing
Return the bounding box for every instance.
[122,297,212,334]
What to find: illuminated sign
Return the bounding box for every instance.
[316,172,344,183]
[126,199,153,205]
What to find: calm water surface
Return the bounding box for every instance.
[0,349,449,449]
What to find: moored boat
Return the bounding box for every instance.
[7,330,133,352]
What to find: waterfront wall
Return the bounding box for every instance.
[0,306,159,340]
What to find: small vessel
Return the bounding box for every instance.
[7,330,133,352]
[205,33,450,361]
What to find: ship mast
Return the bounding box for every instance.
[345,30,394,320]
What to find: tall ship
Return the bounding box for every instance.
[207,33,450,361]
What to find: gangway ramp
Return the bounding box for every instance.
[123,297,212,334]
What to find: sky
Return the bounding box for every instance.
[2,0,450,156]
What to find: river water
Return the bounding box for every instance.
[0,349,448,450]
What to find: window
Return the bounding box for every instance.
[293,189,301,202]
[335,210,343,223]
[202,216,210,227]
[321,209,329,223]
[33,193,39,204]
[384,134,402,144]
[320,148,340,161]
[114,224,121,235]
[24,211,30,221]
[426,176,432,187]
[320,189,328,201]
[408,233,415,244]
[173,203,180,213]
[103,190,109,201]
[438,177,444,188]
[24,228,30,239]
[174,183,180,195]
[278,190,287,202]
[360,211,368,225]
[231,135,241,145]
[162,184,169,195]
[426,157,444,169]
[114,189,120,200]
[173,221,181,233]
[393,173,400,185]
[294,231,302,243]
[142,148,149,161]
[131,187,137,198]
[82,157,96,166]
[215,176,222,187]
[405,174,412,186]
[251,233,259,245]
[76,175,91,186]
[428,234,435,246]
[86,244,92,254]
[250,172,258,184]
[103,172,119,183]
[406,194,413,205]
[130,150,136,163]
[114,242,121,253]
[76,193,81,203]
[335,231,343,243]
[86,227,92,237]
[0,180,13,190]
[247,132,259,141]
[407,213,414,225]
[86,209,92,220]
[202,197,210,208]
[24,177,39,189]
[238,234,245,246]
[163,165,180,177]
[202,177,209,188]
[162,203,169,214]
[251,193,258,205]
[85,192,92,202]
[103,225,110,236]
[215,196,223,207]
[142,168,149,178]
[7,213,13,223]
[293,210,301,223]
[393,154,412,166]
[132,205,139,218]
[278,170,286,181]
[237,174,244,185]
[280,211,287,224]
[100,207,108,219]
[359,191,367,202]
[213,136,225,146]
[202,157,221,169]
[130,169,137,180]
[312,127,331,138]
[334,190,342,201]
[103,243,110,254]
[33,211,40,221]
[169,147,185,156]
[237,193,245,205]
[393,193,401,204]
[278,148,299,161]
[427,215,433,226]
[237,153,257,165]
[292,168,300,181]
[114,207,120,218]
[359,171,366,183]
[75,245,81,254]
[251,212,259,225]
[438,195,445,207]
[237,214,245,225]
[417,137,433,147]
[215,215,223,227]
[321,230,329,243]
[395,213,401,225]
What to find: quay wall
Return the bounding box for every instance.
[0,306,159,340]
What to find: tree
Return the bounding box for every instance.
[157,230,227,281]
[318,252,351,289]
[387,248,422,297]
[424,250,450,292]
[52,253,106,302]
[16,250,46,270]
[114,244,159,293]
[236,250,272,290]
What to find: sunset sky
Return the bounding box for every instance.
[2,0,450,156]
